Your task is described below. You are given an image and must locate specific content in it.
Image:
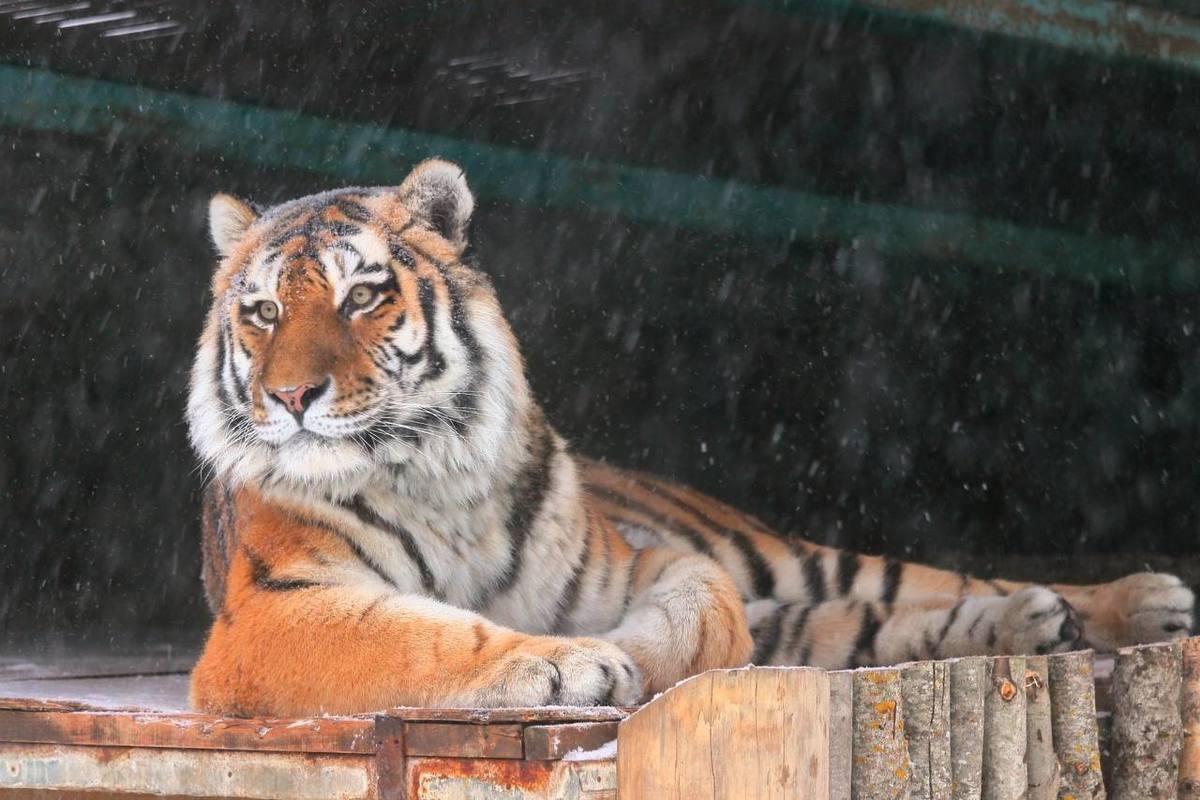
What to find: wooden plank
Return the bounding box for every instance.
[0,674,191,713]
[0,709,375,754]
[523,722,618,761]
[407,756,616,800]
[0,742,376,799]
[402,722,525,759]
[617,666,829,799]
[379,707,628,724]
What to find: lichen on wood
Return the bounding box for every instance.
[1048,650,1105,800]
[852,667,909,800]
[1109,641,1182,800]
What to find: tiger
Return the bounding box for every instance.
[187,159,1194,716]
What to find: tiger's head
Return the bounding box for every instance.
[187,160,529,492]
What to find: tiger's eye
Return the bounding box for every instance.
[349,284,375,306]
[258,300,279,321]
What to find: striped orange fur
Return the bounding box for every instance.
[187,160,1193,716]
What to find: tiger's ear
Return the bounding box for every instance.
[398,159,474,253]
[209,193,259,258]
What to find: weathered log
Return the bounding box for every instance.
[852,667,909,800]
[1025,655,1059,800]
[982,656,1026,800]
[949,657,987,800]
[1048,650,1105,800]
[902,661,951,800]
[1109,641,1182,800]
[1180,637,1200,800]
[830,670,853,800]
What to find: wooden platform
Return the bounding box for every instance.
[0,650,830,799]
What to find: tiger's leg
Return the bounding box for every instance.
[1050,574,1194,652]
[599,547,754,694]
[788,546,1192,651]
[191,577,643,716]
[746,586,1083,669]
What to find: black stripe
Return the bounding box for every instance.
[405,245,484,422]
[793,607,814,665]
[880,559,903,605]
[214,320,235,413]
[836,551,860,596]
[227,333,250,407]
[341,496,439,597]
[751,605,785,665]
[619,552,641,613]
[633,477,775,599]
[286,511,400,592]
[851,604,881,668]
[336,198,374,223]
[415,277,447,382]
[244,546,323,592]
[389,241,416,267]
[778,603,813,665]
[935,599,966,655]
[584,482,715,558]
[987,579,1010,597]
[803,554,827,604]
[488,423,556,600]
[551,530,591,633]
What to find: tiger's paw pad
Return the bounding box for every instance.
[1110,572,1194,645]
[999,586,1083,656]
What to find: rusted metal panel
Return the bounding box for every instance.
[374,718,406,800]
[401,723,525,759]
[522,723,617,761]
[0,710,375,754]
[0,742,377,799]
[406,757,616,800]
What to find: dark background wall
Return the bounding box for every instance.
[2,0,1199,646]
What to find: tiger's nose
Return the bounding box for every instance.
[268,379,329,418]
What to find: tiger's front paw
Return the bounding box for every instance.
[998,586,1083,656]
[473,637,642,707]
[1100,572,1194,648]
